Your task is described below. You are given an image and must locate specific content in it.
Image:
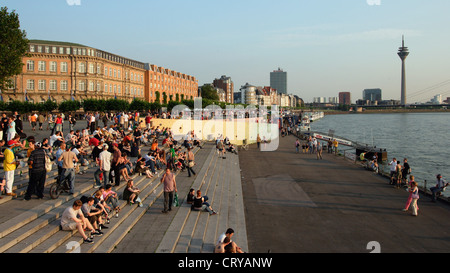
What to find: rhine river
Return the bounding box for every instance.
[310,112,450,190]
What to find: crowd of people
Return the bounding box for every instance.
[0,110,211,243]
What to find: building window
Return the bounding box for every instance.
[27,60,35,71]
[78,80,86,91]
[118,86,121,94]
[89,81,95,91]
[37,46,42,53]
[59,47,64,54]
[66,48,71,54]
[52,47,57,54]
[79,62,86,73]
[50,61,57,72]
[45,46,50,53]
[61,80,68,91]
[118,70,121,79]
[104,84,108,93]
[29,45,35,52]
[97,82,101,92]
[97,64,101,74]
[104,67,108,76]
[27,80,35,90]
[50,80,57,91]
[61,62,68,73]
[38,80,46,90]
[38,61,46,72]
[89,63,94,74]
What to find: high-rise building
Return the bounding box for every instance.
[270,68,287,94]
[363,88,382,102]
[213,75,234,103]
[339,92,351,105]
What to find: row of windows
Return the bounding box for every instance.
[30,45,96,57]
[24,79,144,96]
[26,60,144,83]
[148,82,195,94]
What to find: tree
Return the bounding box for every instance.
[154,91,160,103]
[200,85,219,101]
[0,7,29,91]
[59,100,81,113]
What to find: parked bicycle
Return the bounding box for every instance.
[49,167,75,199]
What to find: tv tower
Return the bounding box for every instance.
[397,36,409,106]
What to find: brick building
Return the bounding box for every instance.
[145,64,198,103]
[2,40,197,104]
[212,75,234,103]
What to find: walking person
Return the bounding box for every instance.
[24,142,47,200]
[160,167,177,213]
[389,158,397,185]
[403,175,415,212]
[295,139,300,154]
[94,144,111,188]
[394,161,403,189]
[186,147,196,177]
[410,181,420,216]
[316,141,323,160]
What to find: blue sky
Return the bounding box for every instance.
[3,0,450,103]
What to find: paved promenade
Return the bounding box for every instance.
[240,134,450,253]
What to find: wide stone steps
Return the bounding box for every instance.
[0,139,201,253]
[155,147,248,253]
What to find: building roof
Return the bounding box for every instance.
[29,39,89,47]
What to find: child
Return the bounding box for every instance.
[103,184,121,218]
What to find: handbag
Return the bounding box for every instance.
[173,193,179,207]
[411,189,419,199]
[188,161,194,168]
[45,154,53,172]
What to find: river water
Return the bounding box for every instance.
[309,112,450,190]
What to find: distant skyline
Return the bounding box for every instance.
[3,0,450,103]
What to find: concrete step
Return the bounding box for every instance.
[0,140,188,253]
[58,145,204,253]
[16,144,202,253]
[155,147,219,253]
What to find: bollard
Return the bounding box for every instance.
[423,180,427,193]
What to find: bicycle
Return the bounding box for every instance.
[49,172,73,199]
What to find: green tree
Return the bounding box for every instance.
[59,100,81,113]
[162,92,168,104]
[0,7,29,91]
[200,85,219,101]
[154,91,160,103]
